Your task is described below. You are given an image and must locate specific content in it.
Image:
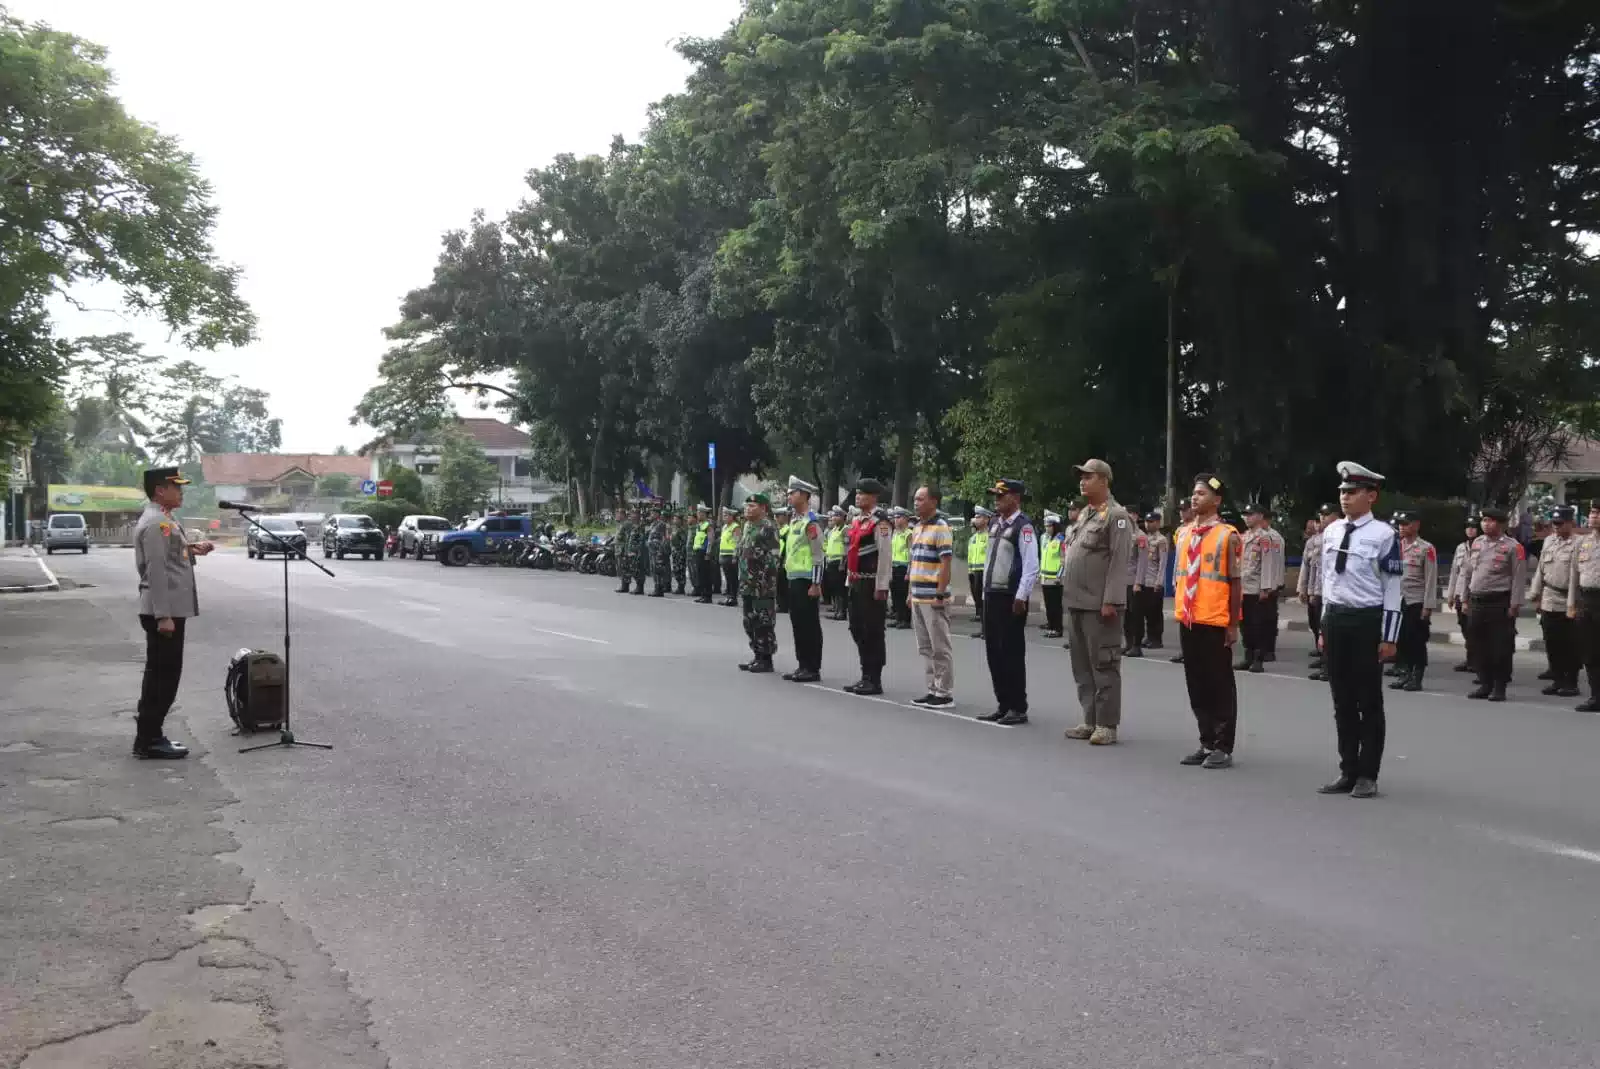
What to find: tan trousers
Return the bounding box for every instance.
[911,600,955,699]
[1067,608,1123,727]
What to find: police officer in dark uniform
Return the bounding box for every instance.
[132,467,215,759]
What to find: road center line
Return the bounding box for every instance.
[801,682,1014,727]
[526,626,610,645]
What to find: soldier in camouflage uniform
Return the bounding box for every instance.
[630,505,650,594]
[615,508,637,594]
[648,505,672,597]
[737,493,782,673]
[669,509,689,594]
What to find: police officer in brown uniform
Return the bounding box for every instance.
[1463,506,1526,702]
[1568,502,1600,712]
[1531,505,1581,697]
[132,467,215,759]
[1061,459,1134,746]
[1389,511,1438,692]
[1301,504,1339,681]
[1131,510,1169,651]
[1236,504,1285,673]
[1444,514,1483,674]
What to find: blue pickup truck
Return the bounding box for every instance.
[436,513,532,567]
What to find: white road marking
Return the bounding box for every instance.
[1477,827,1600,866]
[526,626,609,645]
[801,683,1015,727]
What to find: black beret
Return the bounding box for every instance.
[854,477,886,496]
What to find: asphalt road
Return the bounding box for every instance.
[46,548,1600,1069]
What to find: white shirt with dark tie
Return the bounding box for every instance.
[1320,513,1403,642]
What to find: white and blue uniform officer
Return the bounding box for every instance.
[1315,461,1403,799]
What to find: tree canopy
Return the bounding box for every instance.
[359,0,1598,513]
[1,11,256,464]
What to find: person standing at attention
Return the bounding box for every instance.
[1463,506,1525,702]
[1131,510,1169,652]
[907,485,957,709]
[1174,475,1242,769]
[780,478,827,683]
[132,467,215,759]
[1061,459,1134,746]
[1316,462,1403,799]
[843,478,894,695]
[966,507,992,637]
[1038,512,1066,639]
[889,508,913,629]
[975,479,1038,726]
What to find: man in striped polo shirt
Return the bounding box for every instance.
[908,485,957,708]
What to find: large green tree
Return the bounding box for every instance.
[0,12,255,458]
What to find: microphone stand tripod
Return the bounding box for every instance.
[230,508,334,753]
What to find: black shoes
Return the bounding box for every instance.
[910,694,953,708]
[1467,684,1492,700]
[1233,658,1252,672]
[631,589,645,596]
[1308,670,1327,681]
[1576,698,1600,712]
[1453,662,1474,673]
[1125,647,1144,659]
[1487,686,1507,703]
[1144,641,1164,650]
[721,598,738,607]
[1384,664,1402,677]
[1247,658,1264,674]
[1349,778,1378,799]
[842,678,867,693]
[1538,669,1556,681]
[1180,748,1209,766]
[1202,750,1233,769]
[790,669,821,683]
[746,658,774,674]
[648,591,666,598]
[975,709,1006,722]
[1317,775,1356,794]
[1042,629,1063,639]
[1170,653,1184,664]
[695,596,713,604]
[133,737,189,760]
[995,711,1029,726]
[853,679,884,696]
[1401,671,1424,692]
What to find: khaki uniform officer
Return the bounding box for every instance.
[133,467,215,759]
[1061,459,1134,746]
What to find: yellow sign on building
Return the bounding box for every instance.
[47,484,147,513]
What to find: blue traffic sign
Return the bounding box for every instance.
[360,479,376,496]
[708,442,717,470]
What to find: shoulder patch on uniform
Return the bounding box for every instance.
[1020,527,1034,543]
[159,522,171,535]
[1116,518,1127,529]
[1426,545,1436,560]
[1515,543,1526,560]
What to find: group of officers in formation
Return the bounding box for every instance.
[606,460,1600,801]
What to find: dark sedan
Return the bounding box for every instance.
[321,514,385,560]
[246,516,308,560]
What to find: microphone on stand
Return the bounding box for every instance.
[217,500,259,511]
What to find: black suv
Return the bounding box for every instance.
[247,516,308,560]
[321,514,385,560]
[395,514,452,559]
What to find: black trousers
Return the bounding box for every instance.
[1123,585,1139,648]
[823,561,845,615]
[1180,623,1237,752]
[1468,593,1515,686]
[1541,610,1578,685]
[776,572,790,614]
[137,614,187,743]
[722,558,738,599]
[1580,590,1600,695]
[848,578,887,674]
[968,571,983,623]
[984,592,1027,713]
[1306,599,1322,646]
[690,550,705,594]
[788,578,823,671]
[1042,584,1063,632]
[1396,602,1430,671]
[1458,606,1475,668]
[891,565,910,625]
[1129,587,1163,646]
[1323,605,1386,781]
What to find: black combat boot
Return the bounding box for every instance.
[747,657,774,674]
[854,673,884,696]
[1389,668,1411,690]
[1401,668,1423,692]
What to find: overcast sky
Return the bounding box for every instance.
[20,0,742,452]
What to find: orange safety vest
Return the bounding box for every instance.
[1173,522,1238,628]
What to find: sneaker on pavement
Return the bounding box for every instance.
[1179,748,1209,766]
[1349,777,1378,799]
[976,708,1006,722]
[1088,726,1118,746]
[1201,750,1233,769]
[1063,723,1093,740]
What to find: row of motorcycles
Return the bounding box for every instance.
[492,529,618,575]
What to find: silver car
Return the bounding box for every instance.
[43,513,89,554]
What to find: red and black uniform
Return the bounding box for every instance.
[847,513,893,684]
